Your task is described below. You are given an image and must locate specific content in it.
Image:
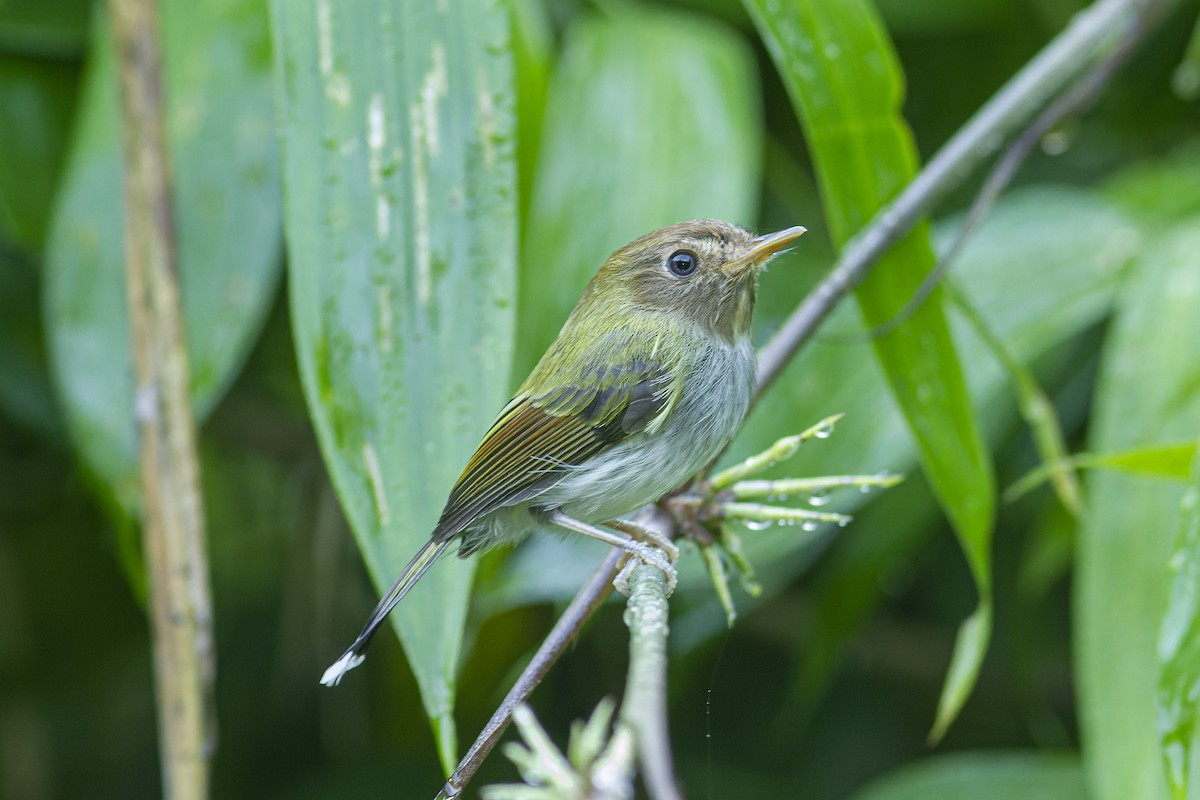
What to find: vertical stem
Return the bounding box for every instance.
[620,564,681,800]
[108,0,215,797]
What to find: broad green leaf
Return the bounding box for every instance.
[44,0,281,518]
[1007,443,1199,503]
[1103,144,1200,231]
[271,0,516,770]
[0,54,77,251]
[515,5,761,376]
[1078,220,1200,800]
[1159,444,1200,799]
[851,752,1089,800]
[745,0,994,739]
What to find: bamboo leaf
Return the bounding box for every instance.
[1006,442,1199,503]
[271,0,516,770]
[1158,444,1200,799]
[852,752,1089,800]
[44,0,281,518]
[745,0,995,738]
[1078,220,1200,800]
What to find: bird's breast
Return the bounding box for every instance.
[541,337,757,523]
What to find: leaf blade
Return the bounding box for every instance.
[1078,220,1200,800]
[745,0,995,738]
[271,0,517,769]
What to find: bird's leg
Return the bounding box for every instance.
[544,509,677,596]
[605,518,679,563]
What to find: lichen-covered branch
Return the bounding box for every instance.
[619,563,681,800]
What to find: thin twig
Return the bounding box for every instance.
[854,5,1154,341]
[438,549,626,798]
[619,564,682,800]
[109,0,215,796]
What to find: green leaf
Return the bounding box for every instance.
[515,5,761,376]
[271,0,516,770]
[1078,220,1200,800]
[951,285,1081,516]
[745,0,994,738]
[1159,444,1200,799]
[504,0,551,229]
[0,54,78,251]
[1103,144,1200,232]
[851,752,1089,800]
[44,0,282,518]
[1007,442,1199,504]
[1171,11,1200,100]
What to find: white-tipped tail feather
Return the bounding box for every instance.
[319,538,451,686]
[320,650,365,686]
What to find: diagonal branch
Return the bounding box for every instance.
[753,0,1173,397]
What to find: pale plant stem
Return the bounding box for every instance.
[109,0,215,796]
[619,564,682,800]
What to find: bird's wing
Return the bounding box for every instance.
[431,359,673,540]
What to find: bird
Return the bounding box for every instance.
[321,218,804,686]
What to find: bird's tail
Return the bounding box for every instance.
[320,538,452,686]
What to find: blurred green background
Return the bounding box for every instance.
[2,0,1200,797]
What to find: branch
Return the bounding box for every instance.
[618,563,681,800]
[754,0,1171,397]
[438,549,626,798]
[109,0,215,796]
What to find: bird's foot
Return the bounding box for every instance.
[614,541,678,597]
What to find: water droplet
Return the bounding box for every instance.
[813,425,833,439]
[745,519,772,531]
[837,517,851,528]
[808,490,831,507]
[801,520,819,532]
[859,484,872,494]
[1041,129,1071,156]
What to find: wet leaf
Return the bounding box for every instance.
[745,0,994,739]
[272,0,516,769]
[1158,444,1200,799]
[1077,220,1200,800]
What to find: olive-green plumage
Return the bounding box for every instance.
[322,219,804,686]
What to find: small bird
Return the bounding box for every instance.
[321,219,804,685]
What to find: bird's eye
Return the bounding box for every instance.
[667,250,698,277]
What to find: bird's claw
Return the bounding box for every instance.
[614,541,678,597]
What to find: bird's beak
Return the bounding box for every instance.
[733,225,807,273]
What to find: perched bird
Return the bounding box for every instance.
[321,219,804,686]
